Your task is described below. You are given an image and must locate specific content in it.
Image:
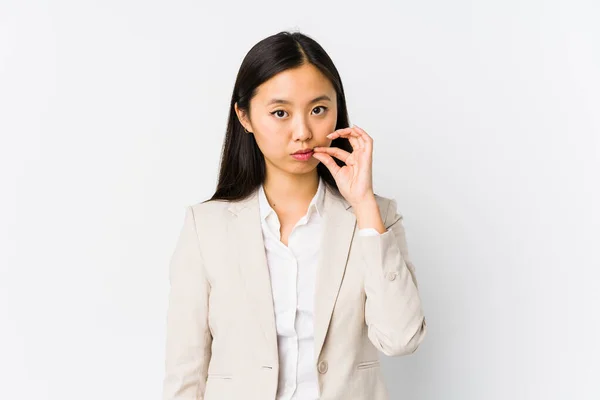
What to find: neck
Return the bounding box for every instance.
[263,169,320,210]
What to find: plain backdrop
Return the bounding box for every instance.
[1,1,599,399]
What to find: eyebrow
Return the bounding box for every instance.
[266,95,332,106]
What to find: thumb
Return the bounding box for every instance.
[312,152,341,177]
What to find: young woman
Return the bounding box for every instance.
[162,31,427,400]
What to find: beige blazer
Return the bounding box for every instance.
[162,184,427,400]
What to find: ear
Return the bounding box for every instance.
[234,102,253,133]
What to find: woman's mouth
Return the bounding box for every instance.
[291,149,314,161]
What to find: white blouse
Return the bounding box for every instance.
[257,178,380,400]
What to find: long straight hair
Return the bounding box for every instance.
[209,31,353,202]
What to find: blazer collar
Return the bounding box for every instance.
[227,182,351,216]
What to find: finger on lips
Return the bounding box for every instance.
[312,152,340,170]
[315,147,350,160]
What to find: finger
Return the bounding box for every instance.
[352,124,373,152]
[333,128,366,150]
[329,132,361,151]
[313,146,351,163]
[327,129,357,140]
[312,152,341,177]
[348,135,362,151]
[326,127,354,140]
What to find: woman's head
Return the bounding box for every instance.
[210,31,352,201]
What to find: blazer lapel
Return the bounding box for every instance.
[313,185,356,360]
[227,185,357,364]
[227,191,278,361]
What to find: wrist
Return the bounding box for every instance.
[354,196,385,233]
[352,192,377,210]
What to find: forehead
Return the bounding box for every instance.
[254,64,336,105]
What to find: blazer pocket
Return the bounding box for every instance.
[205,373,235,400]
[356,360,380,370]
[208,373,233,380]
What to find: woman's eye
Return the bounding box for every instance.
[271,106,327,119]
[271,110,288,118]
[313,106,328,115]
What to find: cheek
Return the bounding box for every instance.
[254,130,288,157]
[321,115,337,137]
[315,123,336,143]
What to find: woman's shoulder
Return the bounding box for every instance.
[187,197,233,219]
[187,191,260,220]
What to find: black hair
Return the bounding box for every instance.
[209,30,352,202]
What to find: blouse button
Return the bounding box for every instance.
[318,360,328,374]
[386,271,398,281]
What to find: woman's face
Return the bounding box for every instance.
[236,63,338,177]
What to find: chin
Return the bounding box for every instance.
[288,161,319,175]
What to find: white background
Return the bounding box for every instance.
[1,1,599,399]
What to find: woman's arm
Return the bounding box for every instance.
[313,125,426,356]
[162,206,212,400]
[358,198,427,357]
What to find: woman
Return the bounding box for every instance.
[162,31,427,400]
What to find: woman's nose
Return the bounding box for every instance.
[292,121,312,141]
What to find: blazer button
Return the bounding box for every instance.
[387,271,397,281]
[318,360,328,374]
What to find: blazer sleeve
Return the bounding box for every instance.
[162,206,212,400]
[359,198,427,356]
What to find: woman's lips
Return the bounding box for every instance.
[291,150,314,161]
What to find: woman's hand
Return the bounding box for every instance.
[312,124,376,208]
[313,124,385,232]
